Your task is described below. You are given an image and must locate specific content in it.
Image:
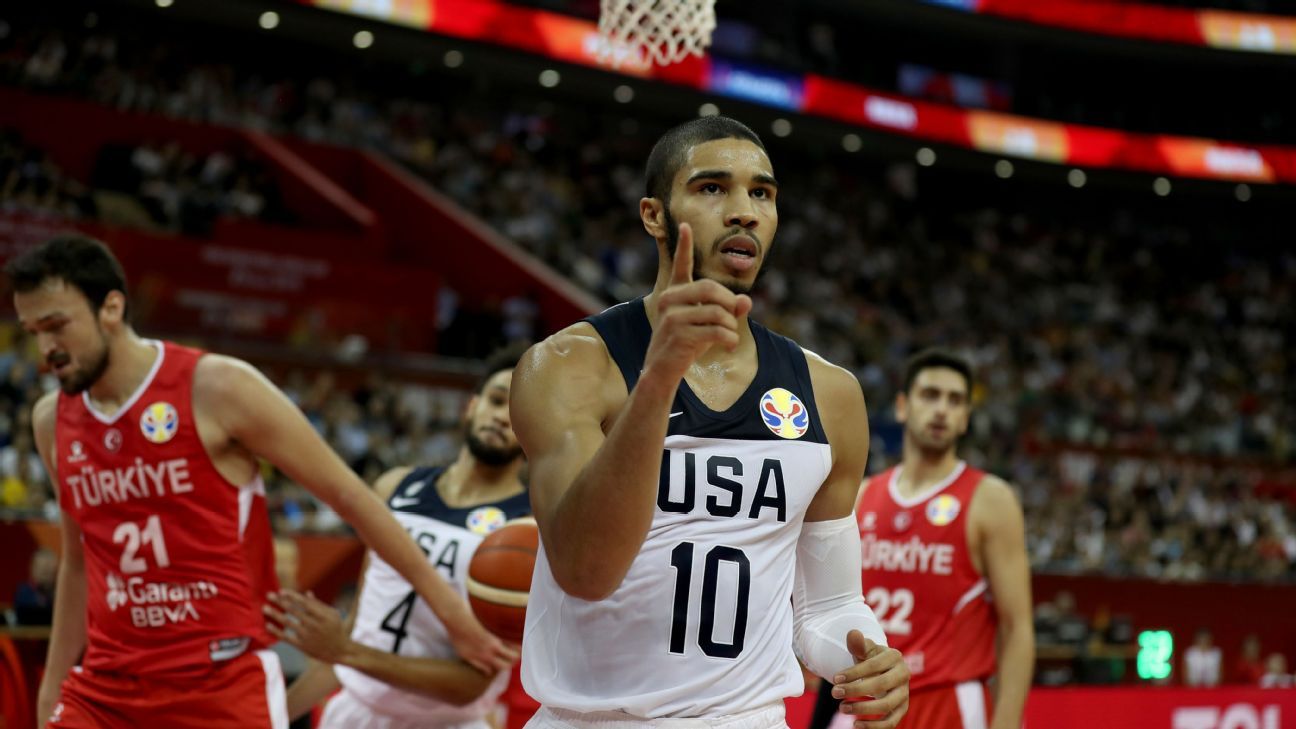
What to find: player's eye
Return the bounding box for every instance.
[699,182,723,194]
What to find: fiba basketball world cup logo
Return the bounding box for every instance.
[759,388,810,440]
[140,402,179,444]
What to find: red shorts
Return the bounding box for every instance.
[905,680,992,729]
[47,649,287,729]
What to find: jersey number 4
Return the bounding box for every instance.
[668,542,750,659]
[865,587,914,636]
[112,515,171,574]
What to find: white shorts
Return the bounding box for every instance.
[525,703,788,729]
[318,689,492,729]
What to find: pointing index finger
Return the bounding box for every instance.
[670,223,694,286]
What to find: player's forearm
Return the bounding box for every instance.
[286,660,341,720]
[990,619,1034,729]
[39,557,87,699]
[339,639,495,706]
[546,370,677,600]
[332,485,478,635]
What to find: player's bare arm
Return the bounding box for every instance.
[272,466,496,705]
[280,466,405,719]
[971,475,1034,729]
[513,224,750,601]
[801,356,910,729]
[31,390,91,725]
[268,589,496,707]
[192,354,514,674]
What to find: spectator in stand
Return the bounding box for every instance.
[13,547,57,625]
[1183,629,1222,688]
[1260,654,1293,689]
[1235,634,1266,686]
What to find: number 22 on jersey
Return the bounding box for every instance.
[866,587,914,636]
[113,515,171,574]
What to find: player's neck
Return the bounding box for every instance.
[85,332,157,415]
[438,451,524,508]
[641,291,755,366]
[896,444,961,497]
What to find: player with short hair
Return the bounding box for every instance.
[9,235,515,728]
[271,345,530,729]
[838,348,1033,729]
[511,116,910,728]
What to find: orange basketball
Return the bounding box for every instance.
[467,518,539,643]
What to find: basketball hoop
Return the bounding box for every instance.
[597,0,717,69]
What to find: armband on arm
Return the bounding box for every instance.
[792,515,887,680]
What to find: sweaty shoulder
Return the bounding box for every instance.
[802,348,868,445]
[516,322,624,416]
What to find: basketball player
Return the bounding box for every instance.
[269,346,530,729]
[8,235,516,728]
[840,349,1033,729]
[510,117,910,728]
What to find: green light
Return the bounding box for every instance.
[1137,630,1174,680]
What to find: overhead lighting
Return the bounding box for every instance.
[539,69,561,88]
[443,50,464,68]
[155,0,173,7]
[916,147,936,167]
[1068,169,1086,188]
[1235,183,1251,202]
[771,119,792,137]
[353,30,374,49]
[995,160,1014,179]
[1153,177,1171,196]
[698,102,719,117]
[842,134,862,153]
[259,11,280,30]
[613,85,634,103]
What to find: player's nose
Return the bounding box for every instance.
[725,198,759,230]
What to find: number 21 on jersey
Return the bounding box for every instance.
[113,515,171,574]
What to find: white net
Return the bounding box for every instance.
[597,0,717,69]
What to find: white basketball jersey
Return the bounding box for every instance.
[522,301,834,718]
[337,467,531,722]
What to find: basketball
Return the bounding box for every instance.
[467,518,539,642]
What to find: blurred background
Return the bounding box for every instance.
[0,0,1293,726]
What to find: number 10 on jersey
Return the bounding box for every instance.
[668,542,751,659]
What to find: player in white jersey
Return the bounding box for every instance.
[267,346,530,729]
[511,117,910,728]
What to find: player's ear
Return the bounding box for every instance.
[641,197,667,241]
[894,391,909,424]
[99,290,127,329]
[462,394,480,425]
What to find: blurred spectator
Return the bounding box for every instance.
[13,547,57,625]
[1184,629,1222,687]
[1260,654,1293,689]
[1235,634,1266,686]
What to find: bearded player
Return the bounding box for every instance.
[8,235,514,728]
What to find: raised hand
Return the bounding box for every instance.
[644,223,754,384]
[831,630,911,729]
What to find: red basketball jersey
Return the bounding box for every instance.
[856,462,996,691]
[54,340,277,677]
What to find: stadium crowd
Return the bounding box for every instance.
[0,11,1292,588]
